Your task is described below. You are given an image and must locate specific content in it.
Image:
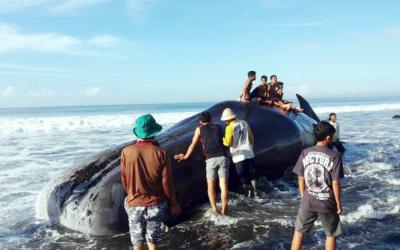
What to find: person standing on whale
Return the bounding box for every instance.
[221,108,258,197]
[291,121,344,250]
[121,114,181,250]
[174,112,230,215]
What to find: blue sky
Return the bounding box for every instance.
[0,0,399,107]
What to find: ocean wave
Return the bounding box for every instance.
[0,112,197,135]
[314,102,400,114]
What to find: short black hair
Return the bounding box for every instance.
[261,75,268,80]
[277,81,284,86]
[248,71,256,77]
[200,112,211,123]
[270,74,277,80]
[314,121,336,142]
[329,113,336,117]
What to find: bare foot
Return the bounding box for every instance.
[221,207,228,216]
[211,208,221,216]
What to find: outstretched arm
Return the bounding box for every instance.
[175,127,201,161]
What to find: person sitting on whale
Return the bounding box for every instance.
[250,75,273,105]
[275,82,303,112]
[121,114,181,250]
[239,71,256,102]
[174,112,230,215]
[221,108,258,197]
[268,75,291,110]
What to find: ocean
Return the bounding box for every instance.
[0,97,400,249]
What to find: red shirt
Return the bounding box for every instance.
[121,140,176,207]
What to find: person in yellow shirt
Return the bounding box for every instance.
[221,108,258,197]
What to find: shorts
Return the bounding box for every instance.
[205,156,230,180]
[295,207,342,237]
[124,201,167,246]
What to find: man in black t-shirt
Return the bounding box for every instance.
[291,121,344,250]
[175,112,229,215]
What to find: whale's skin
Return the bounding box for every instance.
[36,99,317,235]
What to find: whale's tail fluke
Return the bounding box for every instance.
[296,94,320,122]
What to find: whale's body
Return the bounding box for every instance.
[36,96,318,235]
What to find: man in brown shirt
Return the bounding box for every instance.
[121,114,180,250]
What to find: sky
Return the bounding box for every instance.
[0,0,400,107]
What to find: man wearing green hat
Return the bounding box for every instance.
[121,114,180,250]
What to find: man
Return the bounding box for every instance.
[250,75,272,105]
[221,108,258,197]
[276,82,303,112]
[174,112,229,215]
[328,113,345,155]
[121,114,181,250]
[291,121,344,250]
[239,71,256,102]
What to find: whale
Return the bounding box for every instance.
[36,94,318,235]
[392,115,400,119]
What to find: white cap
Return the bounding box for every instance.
[221,108,237,121]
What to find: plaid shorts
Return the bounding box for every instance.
[124,201,168,246]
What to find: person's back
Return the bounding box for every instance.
[229,119,254,162]
[121,141,169,206]
[199,123,226,159]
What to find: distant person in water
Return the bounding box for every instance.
[174,112,230,215]
[250,75,272,105]
[291,121,344,250]
[239,71,256,102]
[121,114,181,250]
[328,113,345,155]
[221,108,258,197]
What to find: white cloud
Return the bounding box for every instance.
[28,88,56,97]
[0,24,80,54]
[51,0,111,12]
[0,86,17,98]
[85,86,102,96]
[88,34,121,48]
[0,23,129,58]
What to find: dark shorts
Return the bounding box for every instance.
[234,158,257,184]
[124,201,168,246]
[295,207,342,237]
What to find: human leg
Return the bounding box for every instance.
[124,202,146,249]
[207,179,219,214]
[325,237,336,250]
[291,231,304,250]
[145,202,168,248]
[206,157,220,213]
[217,156,230,215]
[318,211,342,250]
[247,158,258,197]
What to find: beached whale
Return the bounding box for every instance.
[36,95,319,235]
[392,115,400,119]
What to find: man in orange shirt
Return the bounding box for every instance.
[121,114,180,250]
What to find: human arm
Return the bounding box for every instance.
[298,176,305,197]
[162,158,181,215]
[120,150,128,192]
[223,122,233,146]
[175,127,200,161]
[332,180,342,214]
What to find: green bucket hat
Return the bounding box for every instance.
[133,114,162,139]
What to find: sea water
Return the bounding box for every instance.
[0,97,400,250]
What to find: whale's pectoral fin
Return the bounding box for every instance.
[296,94,320,122]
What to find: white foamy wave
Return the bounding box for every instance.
[342,204,400,224]
[314,102,400,114]
[0,112,197,135]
